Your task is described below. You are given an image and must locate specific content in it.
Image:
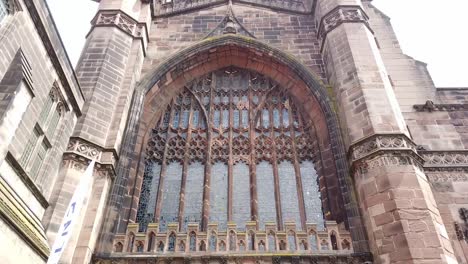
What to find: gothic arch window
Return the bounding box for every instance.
[199,240,207,251]
[239,240,246,251]
[157,241,165,252]
[268,231,276,251]
[147,232,156,252]
[248,231,255,251]
[114,242,123,253]
[189,232,197,252]
[209,231,217,251]
[127,233,135,253]
[258,240,265,251]
[219,240,226,251]
[309,230,318,251]
[330,232,338,250]
[136,241,144,253]
[287,231,297,251]
[136,67,325,232]
[168,232,176,252]
[229,230,237,251]
[179,240,186,252]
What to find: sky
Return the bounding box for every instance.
[46,0,468,87]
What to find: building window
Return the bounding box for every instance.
[19,83,67,182]
[136,67,325,232]
[0,0,9,23]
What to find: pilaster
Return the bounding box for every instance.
[316,0,457,263]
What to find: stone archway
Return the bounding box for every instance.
[98,34,369,253]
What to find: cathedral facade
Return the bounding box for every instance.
[1,0,468,263]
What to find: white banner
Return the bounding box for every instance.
[47,160,95,264]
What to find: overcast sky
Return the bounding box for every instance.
[46,0,468,87]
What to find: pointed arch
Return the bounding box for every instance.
[108,34,368,252]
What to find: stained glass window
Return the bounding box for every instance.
[288,231,297,251]
[189,232,196,252]
[233,162,250,229]
[136,67,325,235]
[268,232,276,251]
[168,233,176,252]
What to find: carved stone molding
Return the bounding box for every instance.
[349,134,423,174]
[91,10,149,54]
[413,100,468,112]
[318,5,371,45]
[64,137,117,179]
[427,172,468,183]
[420,151,468,169]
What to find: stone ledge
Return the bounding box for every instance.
[419,150,468,170]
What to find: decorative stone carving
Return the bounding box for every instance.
[349,134,423,175]
[91,10,148,51]
[318,6,370,43]
[67,138,102,160]
[427,172,468,183]
[420,151,468,168]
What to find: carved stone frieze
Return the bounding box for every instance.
[427,172,468,183]
[318,6,370,43]
[349,134,423,175]
[91,10,148,52]
[420,151,468,168]
[64,137,117,179]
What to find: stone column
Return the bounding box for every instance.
[43,1,150,263]
[316,0,456,263]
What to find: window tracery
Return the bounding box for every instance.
[137,67,325,232]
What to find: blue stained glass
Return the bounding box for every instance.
[182,163,204,230]
[309,233,318,250]
[189,232,197,251]
[173,110,180,128]
[233,110,240,128]
[213,110,221,127]
[278,161,301,229]
[159,162,183,231]
[209,232,217,251]
[288,232,296,250]
[136,162,161,231]
[242,110,248,127]
[233,163,251,229]
[192,110,199,127]
[222,109,229,128]
[209,163,228,230]
[273,109,280,128]
[262,109,269,128]
[282,109,289,127]
[268,233,276,251]
[256,161,277,229]
[300,161,325,230]
[181,110,190,128]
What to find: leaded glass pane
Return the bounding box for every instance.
[309,233,318,250]
[159,162,183,231]
[232,163,250,229]
[279,161,301,229]
[213,110,221,127]
[288,232,296,250]
[181,110,190,128]
[136,163,161,231]
[222,109,229,128]
[192,110,199,127]
[209,162,228,230]
[182,162,204,230]
[262,109,269,128]
[273,109,280,128]
[300,161,325,230]
[241,109,248,127]
[233,110,240,128]
[172,110,180,128]
[282,109,289,127]
[256,161,276,230]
